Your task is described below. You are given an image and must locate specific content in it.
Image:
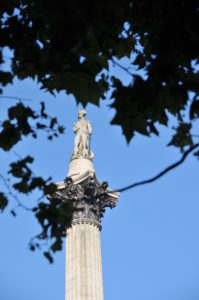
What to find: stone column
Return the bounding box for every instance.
[50,172,118,300]
[49,109,119,300]
[48,109,119,300]
[49,163,119,300]
[65,223,103,300]
[59,172,118,300]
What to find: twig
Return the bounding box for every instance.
[0,95,33,102]
[13,151,23,160]
[0,173,32,211]
[111,58,135,77]
[116,143,199,193]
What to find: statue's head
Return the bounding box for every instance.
[78,108,86,119]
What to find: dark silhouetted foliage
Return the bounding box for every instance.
[1,0,199,261]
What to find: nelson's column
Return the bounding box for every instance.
[49,109,119,300]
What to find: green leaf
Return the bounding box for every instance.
[43,183,57,195]
[29,244,35,251]
[9,156,34,178]
[10,210,16,217]
[0,71,13,86]
[0,192,8,212]
[0,122,21,151]
[190,96,199,120]
[44,251,53,264]
[62,72,107,105]
[40,102,47,119]
[50,117,57,129]
[51,239,62,253]
[147,121,159,136]
[36,123,47,130]
[58,126,65,134]
[168,123,193,151]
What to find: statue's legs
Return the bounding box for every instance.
[74,133,88,157]
[82,134,88,157]
[74,134,81,156]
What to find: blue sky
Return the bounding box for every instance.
[0,56,199,300]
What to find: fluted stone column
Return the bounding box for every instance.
[49,110,119,300]
[49,159,118,300]
[60,163,118,300]
[65,223,103,300]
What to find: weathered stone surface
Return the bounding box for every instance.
[72,109,94,160]
[68,157,95,179]
[51,171,118,229]
[65,223,103,300]
[50,110,119,300]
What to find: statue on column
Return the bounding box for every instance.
[72,109,94,159]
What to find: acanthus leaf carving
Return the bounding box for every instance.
[51,175,118,228]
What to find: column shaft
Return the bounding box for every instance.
[65,223,104,300]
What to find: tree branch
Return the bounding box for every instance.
[116,143,199,193]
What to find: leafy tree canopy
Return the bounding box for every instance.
[1,0,199,262]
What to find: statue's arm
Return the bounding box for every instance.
[73,122,79,133]
[87,120,92,135]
